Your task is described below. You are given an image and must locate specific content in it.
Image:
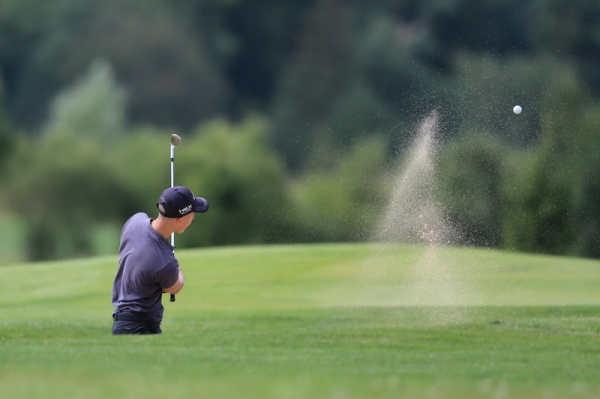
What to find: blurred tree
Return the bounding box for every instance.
[173,116,290,247]
[577,170,600,258]
[0,0,62,129]
[501,72,585,255]
[569,101,600,258]
[58,0,230,130]
[110,126,175,214]
[44,59,127,141]
[8,135,138,260]
[7,57,138,260]
[576,161,600,258]
[2,0,230,132]
[502,151,576,255]
[286,137,388,242]
[271,0,353,169]
[0,78,13,169]
[446,55,548,145]
[213,0,315,113]
[533,0,600,94]
[436,130,508,247]
[413,0,534,72]
[326,12,429,151]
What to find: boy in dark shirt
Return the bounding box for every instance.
[111,186,208,335]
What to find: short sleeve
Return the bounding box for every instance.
[155,260,179,289]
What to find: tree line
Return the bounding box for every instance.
[1,0,600,260]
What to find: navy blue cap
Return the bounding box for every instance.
[157,186,209,218]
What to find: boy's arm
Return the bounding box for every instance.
[163,270,185,294]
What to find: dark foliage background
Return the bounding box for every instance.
[1,0,599,261]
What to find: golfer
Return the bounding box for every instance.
[112,186,209,335]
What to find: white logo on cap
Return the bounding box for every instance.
[179,204,192,214]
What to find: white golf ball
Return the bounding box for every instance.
[513,105,522,114]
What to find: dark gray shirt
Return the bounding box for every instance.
[112,213,179,322]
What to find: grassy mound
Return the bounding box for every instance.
[1,243,600,398]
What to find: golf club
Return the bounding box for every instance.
[169,134,181,302]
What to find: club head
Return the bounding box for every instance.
[170,134,182,147]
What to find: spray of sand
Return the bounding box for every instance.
[336,111,476,324]
[375,111,454,246]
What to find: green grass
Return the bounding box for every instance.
[1,243,600,398]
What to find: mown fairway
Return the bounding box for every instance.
[1,244,600,398]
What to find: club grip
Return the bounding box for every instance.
[170,294,176,302]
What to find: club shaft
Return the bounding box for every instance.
[170,145,175,248]
[170,144,176,303]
